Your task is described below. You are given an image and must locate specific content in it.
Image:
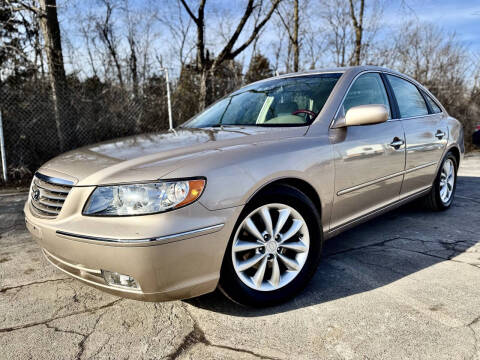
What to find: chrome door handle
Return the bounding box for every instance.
[435,130,446,139]
[389,137,405,149]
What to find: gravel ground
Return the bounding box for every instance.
[1,153,479,360]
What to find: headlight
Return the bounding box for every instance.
[83,179,205,216]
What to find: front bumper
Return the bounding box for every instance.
[24,190,240,301]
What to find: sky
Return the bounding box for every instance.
[57,0,480,78]
[389,0,480,52]
[171,0,480,51]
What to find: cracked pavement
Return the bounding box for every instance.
[1,152,479,360]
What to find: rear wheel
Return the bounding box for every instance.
[219,185,322,307]
[424,151,458,211]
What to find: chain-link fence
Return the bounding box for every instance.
[1,69,478,187]
[0,75,173,185]
[0,68,243,186]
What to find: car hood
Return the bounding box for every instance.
[39,126,307,186]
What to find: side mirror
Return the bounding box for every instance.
[335,104,389,127]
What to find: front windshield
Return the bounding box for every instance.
[183,73,342,128]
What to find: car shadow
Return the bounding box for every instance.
[185,175,480,316]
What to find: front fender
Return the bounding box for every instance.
[164,136,335,230]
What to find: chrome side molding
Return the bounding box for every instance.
[337,161,438,196]
[56,223,224,245]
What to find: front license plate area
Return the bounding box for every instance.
[25,218,43,240]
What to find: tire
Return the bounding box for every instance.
[219,184,323,307]
[424,151,458,211]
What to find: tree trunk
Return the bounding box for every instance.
[180,0,281,110]
[349,0,364,66]
[199,69,208,111]
[129,37,139,98]
[353,26,362,66]
[38,0,67,151]
[293,0,299,72]
[129,36,140,132]
[98,1,124,89]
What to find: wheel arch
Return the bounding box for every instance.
[247,177,322,221]
[447,145,461,167]
[219,176,325,305]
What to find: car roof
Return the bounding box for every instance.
[244,66,404,87]
[274,65,405,79]
[246,66,428,97]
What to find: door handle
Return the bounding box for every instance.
[389,137,405,150]
[435,130,446,139]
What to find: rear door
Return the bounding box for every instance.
[330,72,406,230]
[385,74,448,196]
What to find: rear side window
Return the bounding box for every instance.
[424,92,442,114]
[341,73,390,118]
[386,75,428,118]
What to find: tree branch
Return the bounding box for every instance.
[224,0,282,61]
[2,44,31,61]
[214,0,256,66]
[6,0,43,14]
[349,0,358,28]
[197,0,206,65]
[180,0,206,67]
[179,0,198,23]
[349,0,364,66]
[359,0,365,27]
[275,6,294,43]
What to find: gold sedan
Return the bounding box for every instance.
[25,66,464,307]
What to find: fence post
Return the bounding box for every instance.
[160,67,173,130]
[0,109,7,183]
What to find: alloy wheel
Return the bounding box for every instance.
[439,158,455,204]
[231,203,310,291]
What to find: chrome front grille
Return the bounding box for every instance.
[29,173,74,218]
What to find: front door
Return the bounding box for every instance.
[330,72,406,230]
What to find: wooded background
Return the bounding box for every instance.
[1,0,479,184]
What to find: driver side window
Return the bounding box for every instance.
[341,73,391,119]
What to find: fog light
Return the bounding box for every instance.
[102,270,140,290]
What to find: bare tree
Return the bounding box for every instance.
[123,1,139,98]
[265,18,285,74]
[3,0,72,151]
[79,16,99,78]
[1,1,37,77]
[157,0,195,67]
[303,30,326,70]
[37,0,68,150]
[179,0,282,109]
[319,0,382,67]
[96,0,124,88]
[292,0,299,70]
[138,10,157,85]
[32,13,45,78]
[319,0,350,67]
[379,21,476,149]
[275,0,300,71]
[127,32,138,95]
[349,0,364,66]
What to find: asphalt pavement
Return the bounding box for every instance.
[1,153,479,359]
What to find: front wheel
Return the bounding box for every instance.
[219,185,322,307]
[424,151,458,211]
